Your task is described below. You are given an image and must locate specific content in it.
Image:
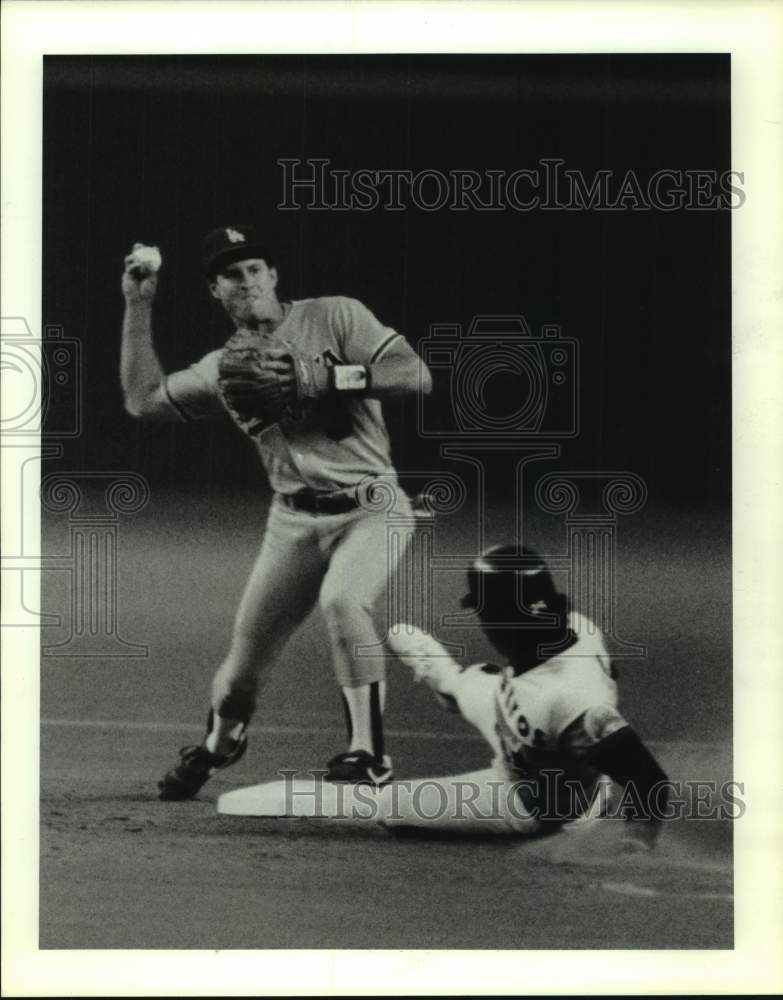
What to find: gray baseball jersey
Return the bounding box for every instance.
[162,296,403,493]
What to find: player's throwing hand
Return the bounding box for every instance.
[122,242,161,303]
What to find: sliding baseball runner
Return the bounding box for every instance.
[220,545,669,850]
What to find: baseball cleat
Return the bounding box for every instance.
[387,624,461,713]
[325,750,393,786]
[157,729,248,801]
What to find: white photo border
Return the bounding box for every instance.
[2,0,781,995]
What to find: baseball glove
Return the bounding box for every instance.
[217,328,294,437]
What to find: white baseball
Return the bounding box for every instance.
[130,243,162,274]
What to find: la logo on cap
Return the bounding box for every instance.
[225,228,246,243]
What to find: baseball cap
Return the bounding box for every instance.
[202,224,275,278]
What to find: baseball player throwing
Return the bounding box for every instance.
[120,226,432,798]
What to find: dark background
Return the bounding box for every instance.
[39,60,734,946]
[41,55,733,743]
[43,54,731,506]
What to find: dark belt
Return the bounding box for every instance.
[277,488,361,515]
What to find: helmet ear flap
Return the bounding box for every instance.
[460,565,480,610]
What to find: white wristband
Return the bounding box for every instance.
[332,364,370,394]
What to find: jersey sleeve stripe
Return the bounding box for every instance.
[370,331,402,364]
[161,376,194,422]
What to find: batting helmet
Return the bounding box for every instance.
[461,544,570,666]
